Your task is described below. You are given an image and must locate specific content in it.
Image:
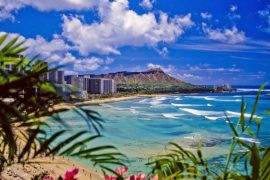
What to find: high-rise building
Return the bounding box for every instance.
[103,79,117,94]
[88,78,116,94]
[79,75,90,91]
[57,71,65,84]
[88,78,104,94]
[65,75,84,91]
[49,71,58,82]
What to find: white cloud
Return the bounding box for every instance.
[147,63,175,74]
[139,0,154,9]
[25,35,70,60]
[74,57,114,71]
[200,12,212,20]
[156,47,169,57]
[228,5,241,21]
[0,32,71,63]
[0,0,103,21]
[258,5,270,33]
[64,70,78,75]
[176,73,202,80]
[230,5,237,12]
[189,66,241,72]
[202,23,245,44]
[62,0,194,55]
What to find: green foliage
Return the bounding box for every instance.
[117,83,210,94]
[148,83,270,179]
[0,33,125,173]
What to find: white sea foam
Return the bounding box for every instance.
[185,95,240,102]
[205,97,215,100]
[150,100,162,105]
[207,104,213,107]
[175,97,182,100]
[162,113,185,119]
[171,103,203,107]
[226,111,262,118]
[154,97,167,101]
[138,99,148,103]
[130,108,139,114]
[204,116,221,121]
[180,108,223,116]
[237,137,260,144]
[237,88,270,92]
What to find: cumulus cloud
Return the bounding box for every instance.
[176,73,202,81]
[258,5,270,33]
[200,12,212,20]
[0,31,72,62]
[230,5,237,12]
[189,65,241,72]
[202,23,245,44]
[74,57,114,71]
[147,63,175,74]
[0,0,103,21]
[156,47,169,57]
[62,0,194,55]
[228,4,241,21]
[139,0,155,9]
[25,35,70,60]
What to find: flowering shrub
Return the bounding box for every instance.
[105,167,146,180]
[64,168,79,180]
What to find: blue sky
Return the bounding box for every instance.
[0,0,269,85]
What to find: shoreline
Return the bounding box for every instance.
[73,93,168,106]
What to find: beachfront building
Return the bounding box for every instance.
[78,75,90,91]
[88,78,116,94]
[103,79,117,94]
[65,75,84,91]
[88,78,104,94]
[49,71,57,82]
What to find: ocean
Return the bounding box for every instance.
[48,86,270,174]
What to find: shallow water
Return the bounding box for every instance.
[47,87,270,174]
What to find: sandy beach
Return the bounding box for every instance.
[0,94,167,180]
[0,156,102,180]
[74,94,166,106]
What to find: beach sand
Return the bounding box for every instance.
[74,94,166,105]
[0,94,167,180]
[0,156,102,180]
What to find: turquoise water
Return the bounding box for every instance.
[48,87,270,174]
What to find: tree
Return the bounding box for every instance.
[0,33,125,175]
[147,84,270,179]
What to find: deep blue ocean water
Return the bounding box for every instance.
[47,86,270,174]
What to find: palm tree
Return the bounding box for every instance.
[0,34,125,175]
[147,84,270,179]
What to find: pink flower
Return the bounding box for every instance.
[115,166,128,176]
[105,175,117,180]
[64,168,79,180]
[126,173,147,180]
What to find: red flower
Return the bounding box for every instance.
[115,166,128,176]
[64,168,79,180]
[126,173,146,180]
[105,175,117,180]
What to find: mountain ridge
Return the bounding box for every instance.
[90,68,195,87]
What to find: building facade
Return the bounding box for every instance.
[88,78,104,94]
[65,75,84,91]
[88,78,116,94]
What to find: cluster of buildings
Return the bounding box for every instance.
[41,70,117,99]
[64,74,117,94]
[3,60,117,99]
[213,83,235,92]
